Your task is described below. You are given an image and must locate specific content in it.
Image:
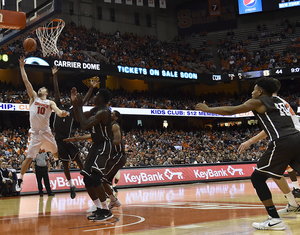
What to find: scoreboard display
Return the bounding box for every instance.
[238,0,300,15]
[221,67,300,82]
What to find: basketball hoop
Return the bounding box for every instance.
[36,18,65,57]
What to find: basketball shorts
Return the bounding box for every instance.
[81,140,112,178]
[104,152,126,185]
[25,128,58,159]
[255,132,300,179]
[56,138,80,162]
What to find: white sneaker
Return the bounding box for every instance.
[277,203,298,215]
[15,179,23,192]
[252,216,285,230]
[108,198,121,209]
[86,204,97,213]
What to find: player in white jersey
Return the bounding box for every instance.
[16,56,68,192]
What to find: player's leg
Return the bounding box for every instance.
[91,171,113,222]
[16,131,41,191]
[251,170,285,230]
[112,170,121,196]
[273,176,299,215]
[287,167,300,197]
[105,154,126,209]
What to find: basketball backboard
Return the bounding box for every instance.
[0,0,62,47]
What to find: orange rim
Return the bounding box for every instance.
[37,18,65,31]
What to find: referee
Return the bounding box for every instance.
[32,150,55,197]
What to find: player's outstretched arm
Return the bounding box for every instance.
[82,76,100,104]
[19,56,37,102]
[63,134,92,143]
[52,66,60,105]
[195,99,264,115]
[237,130,268,154]
[112,124,121,145]
[50,101,69,117]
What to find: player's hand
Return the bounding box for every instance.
[3,179,5,184]
[237,141,252,154]
[19,56,26,68]
[63,137,76,143]
[75,93,84,107]
[195,101,209,111]
[52,66,59,75]
[90,76,100,88]
[61,111,69,117]
[71,87,78,104]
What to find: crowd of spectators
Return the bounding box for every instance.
[218,19,300,74]
[2,19,300,74]
[1,22,215,74]
[0,124,267,174]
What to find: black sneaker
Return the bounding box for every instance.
[87,208,101,220]
[16,179,23,192]
[93,209,113,222]
[70,186,76,199]
[292,188,300,198]
[48,192,55,197]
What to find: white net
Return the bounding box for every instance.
[36,19,65,57]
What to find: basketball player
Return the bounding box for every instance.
[196,77,300,231]
[64,110,126,212]
[237,83,300,215]
[71,87,113,222]
[16,56,69,192]
[52,66,99,199]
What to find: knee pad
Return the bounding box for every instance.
[251,170,268,188]
[83,176,93,187]
[251,170,271,201]
[91,171,103,188]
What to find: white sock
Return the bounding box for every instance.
[113,183,117,187]
[20,174,24,180]
[284,192,299,207]
[292,181,300,189]
[101,200,109,210]
[93,199,102,208]
[109,194,116,202]
[68,179,75,187]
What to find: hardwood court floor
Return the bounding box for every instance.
[0,178,299,235]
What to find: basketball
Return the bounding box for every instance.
[23,38,37,52]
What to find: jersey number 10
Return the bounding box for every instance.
[37,106,46,115]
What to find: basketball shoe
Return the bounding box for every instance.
[93,209,113,222]
[292,188,300,198]
[109,198,121,209]
[87,208,101,220]
[277,203,299,215]
[70,186,76,199]
[86,204,97,213]
[252,216,285,230]
[15,179,23,192]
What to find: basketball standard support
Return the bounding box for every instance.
[0,0,62,47]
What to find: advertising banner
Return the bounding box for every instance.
[19,163,258,194]
[0,102,257,118]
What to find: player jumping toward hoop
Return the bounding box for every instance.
[52,66,99,199]
[16,56,69,192]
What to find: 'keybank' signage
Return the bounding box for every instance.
[19,163,257,194]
